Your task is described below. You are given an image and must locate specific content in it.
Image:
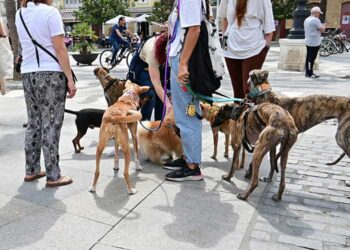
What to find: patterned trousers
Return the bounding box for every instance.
[22,71,66,181]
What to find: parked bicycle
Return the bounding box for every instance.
[99,37,138,69]
[320,29,350,57]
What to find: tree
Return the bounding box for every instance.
[271,0,297,40]
[148,0,175,23]
[74,0,128,35]
[5,0,21,80]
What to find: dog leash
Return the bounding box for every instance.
[138,2,180,132]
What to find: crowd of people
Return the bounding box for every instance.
[0,0,329,186]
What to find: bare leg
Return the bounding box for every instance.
[0,78,6,95]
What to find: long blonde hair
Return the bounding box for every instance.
[236,0,248,27]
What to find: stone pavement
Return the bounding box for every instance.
[0,47,349,250]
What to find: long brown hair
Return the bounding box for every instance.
[22,0,50,7]
[236,0,248,27]
[155,33,169,65]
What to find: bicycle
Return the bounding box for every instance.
[99,38,138,69]
[319,37,337,57]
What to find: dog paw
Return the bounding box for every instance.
[244,170,252,179]
[224,153,229,158]
[272,194,281,202]
[88,186,96,193]
[128,188,137,195]
[222,174,232,182]
[210,156,217,161]
[259,176,272,182]
[135,164,142,171]
[237,193,247,201]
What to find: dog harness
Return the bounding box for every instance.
[242,109,266,153]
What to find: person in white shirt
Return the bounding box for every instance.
[218,0,275,98]
[304,6,326,78]
[15,0,75,187]
[0,19,11,95]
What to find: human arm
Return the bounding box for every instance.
[263,0,276,47]
[52,35,76,98]
[149,66,172,110]
[0,21,7,37]
[319,22,326,33]
[264,33,273,48]
[178,25,200,85]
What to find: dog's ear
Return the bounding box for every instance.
[261,70,269,82]
[139,86,150,94]
[249,70,258,86]
[93,67,100,76]
[125,80,133,88]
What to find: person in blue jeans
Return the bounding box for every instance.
[164,0,204,181]
[109,17,134,65]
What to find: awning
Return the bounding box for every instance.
[60,11,78,23]
[105,14,150,24]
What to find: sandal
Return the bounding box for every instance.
[24,171,46,182]
[46,176,73,188]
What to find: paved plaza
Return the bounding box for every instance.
[0,47,350,249]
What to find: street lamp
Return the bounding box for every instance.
[288,0,310,39]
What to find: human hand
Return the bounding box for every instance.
[177,63,189,85]
[66,79,77,98]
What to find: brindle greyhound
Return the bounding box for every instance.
[212,102,298,200]
[245,69,350,180]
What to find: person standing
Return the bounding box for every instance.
[304,6,326,78]
[218,0,275,99]
[0,19,12,95]
[16,0,76,187]
[164,0,205,181]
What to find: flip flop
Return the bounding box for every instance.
[46,176,73,188]
[24,171,46,182]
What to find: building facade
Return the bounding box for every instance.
[325,0,350,35]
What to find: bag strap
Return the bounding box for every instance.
[19,9,77,82]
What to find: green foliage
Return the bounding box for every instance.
[148,0,175,23]
[74,0,128,25]
[71,23,98,54]
[272,0,297,20]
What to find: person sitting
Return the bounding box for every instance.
[109,17,134,66]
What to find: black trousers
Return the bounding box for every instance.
[305,46,320,76]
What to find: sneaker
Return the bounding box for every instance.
[165,165,204,182]
[163,157,187,171]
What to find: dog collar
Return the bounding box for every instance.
[247,82,272,100]
[103,73,111,80]
[123,90,140,105]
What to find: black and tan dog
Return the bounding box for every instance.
[65,108,105,153]
[213,103,299,201]
[246,69,350,178]
[89,81,150,194]
[200,103,231,159]
[94,67,126,106]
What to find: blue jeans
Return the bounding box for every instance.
[170,54,202,164]
[118,39,130,56]
[111,40,119,62]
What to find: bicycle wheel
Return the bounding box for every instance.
[343,38,350,52]
[319,39,336,57]
[333,39,344,53]
[126,49,136,68]
[99,49,114,69]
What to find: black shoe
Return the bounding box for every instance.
[163,157,186,171]
[165,165,204,182]
[310,74,320,78]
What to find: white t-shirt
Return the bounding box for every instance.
[15,2,65,73]
[218,0,275,59]
[140,36,160,68]
[168,0,202,57]
[304,16,322,47]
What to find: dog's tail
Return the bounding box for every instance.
[326,152,346,165]
[104,110,142,123]
[64,109,78,115]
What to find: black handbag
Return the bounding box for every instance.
[187,21,221,98]
[19,9,77,83]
